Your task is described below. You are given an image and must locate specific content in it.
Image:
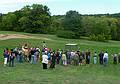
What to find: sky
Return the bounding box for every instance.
[0,0,120,15]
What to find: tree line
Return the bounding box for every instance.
[0,4,120,41]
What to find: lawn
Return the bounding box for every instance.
[0,31,120,84]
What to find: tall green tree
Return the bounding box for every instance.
[2,13,17,31]
[27,4,51,33]
[62,10,82,38]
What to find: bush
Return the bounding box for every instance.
[56,30,75,39]
[90,34,111,42]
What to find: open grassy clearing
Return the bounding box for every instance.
[0,31,120,84]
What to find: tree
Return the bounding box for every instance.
[62,10,82,38]
[2,13,17,31]
[25,4,51,33]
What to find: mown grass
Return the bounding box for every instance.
[0,31,120,84]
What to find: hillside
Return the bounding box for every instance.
[0,31,120,84]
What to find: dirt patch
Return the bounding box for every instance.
[0,34,52,40]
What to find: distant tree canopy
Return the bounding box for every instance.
[0,4,120,41]
[0,4,51,33]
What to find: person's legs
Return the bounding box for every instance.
[75,60,78,66]
[12,59,14,67]
[100,58,102,64]
[65,60,67,66]
[43,63,45,69]
[63,60,65,65]
[45,63,47,69]
[4,58,7,66]
[53,63,55,68]
[104,58,107,66]
[37,55,39,62]
[86,58,89,64]
[16,55,20,62]
[9,59,11,67]
[94,57,97,64]
[19,55,23,63]
[34,55,36,64]
[50,63,53,68]
[118,58,120,63]
[30,55,34,64]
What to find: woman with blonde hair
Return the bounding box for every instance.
[62,52,67,66]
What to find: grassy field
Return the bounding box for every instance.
[0,31,120,84]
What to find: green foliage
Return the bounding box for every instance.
[1,4,120,41]
[0,4,51,34]
[90,34,111,42]
[0,31,120,84]
[56,30,75,39]
[1,13,17,31]
[62,10,82,38]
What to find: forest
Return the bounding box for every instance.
[0,4,120,41]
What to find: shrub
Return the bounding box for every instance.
[90,34,111,42]
[56,30,75,39]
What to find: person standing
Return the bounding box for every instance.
[36,48,40,62]
[30,48,35,64]
[103,51,108,66]
[73,52,79,66]
[118,53,120,64]
[9,49,16,67]
[50,52,56,69]
[42,51,48,69]
[99,51,104,65]
[81,51,85,65]
[86,50,91,64]
[93,52,97,64]
[18,48,23,63]
[66,51,71,65]
[79,52,83,66]
[47,51,51,64]
[56,50,60,64]
[113,53,117,64]
[62,52,67,66]
[3,48,9,67]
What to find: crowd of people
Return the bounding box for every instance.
[3,43,120,69]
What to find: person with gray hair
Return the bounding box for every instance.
[42,51,48,69]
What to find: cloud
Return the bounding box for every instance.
[0,0,72,5]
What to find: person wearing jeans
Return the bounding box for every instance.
[93,52,97,64]
[30,48,35,64]
[3,48,9,67]
[9,49,15,67]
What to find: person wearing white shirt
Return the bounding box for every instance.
[103,51,108,66]
[42,51,48,69]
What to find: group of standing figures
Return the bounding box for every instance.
[3,44,120,69]
[42,48,120,69]
[3,44,40,67]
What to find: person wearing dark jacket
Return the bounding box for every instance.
[113,53,117,64]
[86,50,91,64]
[99,51,104,65]
[9,49,15,67]
[50,52,56,69]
